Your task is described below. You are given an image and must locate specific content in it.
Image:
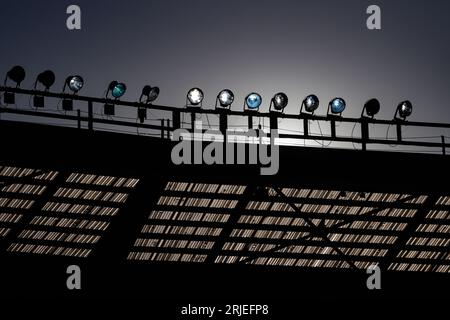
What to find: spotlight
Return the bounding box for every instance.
[31,70,55,108]
[395,100,412,120]
[61,75,84,111]
[3,66,26,104]
[140,85,160,103]
[64,75,84,93]
[270,92,288,112]
[361,98,380,118]
[328,97,346,116]
[104,81,126,115]
[186,87,204,107]
[35,70,56,90]
[5,66,26,87]
[107,81,127,99]
[244,93,262,112]
[137,86,159,123]
[301,94,319,114]
[216,89,234,109]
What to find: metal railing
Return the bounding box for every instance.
[1,86,449,154]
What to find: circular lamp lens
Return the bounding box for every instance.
[68,75,84,92]
[398,100,412,118]
[330,98,346,114]
[218,89,234,107]
[141,85,152,96]
[148,87,160,102]
[7,66,26,85]
[187,88,204,105]
[245,93,262,110]
[303,94,319,112]
[112,83,127,98]
[38,70,56,89]
[272,92,288,111]
[364,98,380,117]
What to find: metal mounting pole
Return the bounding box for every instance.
[442,136,446,155]
[88,101,93,131]
[361,120,369,151]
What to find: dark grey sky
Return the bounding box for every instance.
[1,0,449,135]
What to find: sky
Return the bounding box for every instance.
[0,0,449,147]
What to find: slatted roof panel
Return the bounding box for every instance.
[0,166,139,258]
[128,181,450,273]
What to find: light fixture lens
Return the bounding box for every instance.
[245,93,262,110]
[218,89,234,107]
[364,98,380,117]
[272,92,288,110]
[112,83,126,98]
[398,100,412,118]
[148,86,160,102]
[7,66,26,85]
[303,94,319,112]
[187,87,204,105]
[37,70,56,89]
[330,98,346,114]
[141,85,152,96]
[67,75,84,92]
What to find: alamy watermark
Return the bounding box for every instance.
[366,264,381,290]
[170,121,279,176]
[66,264,81,290]
[66,4,380,31]
[66,5,81,30]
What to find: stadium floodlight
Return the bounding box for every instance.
[300,94,319,115]
[394,100,413,120]
[327,97,346,116]
[137,86,160,123]
[141,86,160,103]
[186,87,204,107]
[107,81,126,99]
[64,75,84,93]
[361,98,380,118]
[5,66,25,87]
[216,89,234,109]
[35,70,56,90]
[3,66,26,104]
[32,70,55,108]
[104,81,127,115]
[244,92,262,112]
[270,92,288,112]
[61,75,84,111]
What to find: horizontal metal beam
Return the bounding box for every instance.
[2,86,450,129]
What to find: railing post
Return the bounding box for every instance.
[270,114,278,130]
[219,111,228,136]
[191,112,196,132]
[396,123,402,142]
[330,120,336,139]
[361,120,369,151]
[77,109,81,129]
[248,114,253,129]
[303,118,309,137]
[172,110,181,131]
[442,136,446,156]
[166,119,171,139]
[88,101,93,131]
[160,119,165,139]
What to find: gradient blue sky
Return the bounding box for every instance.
[1,0,449,142]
